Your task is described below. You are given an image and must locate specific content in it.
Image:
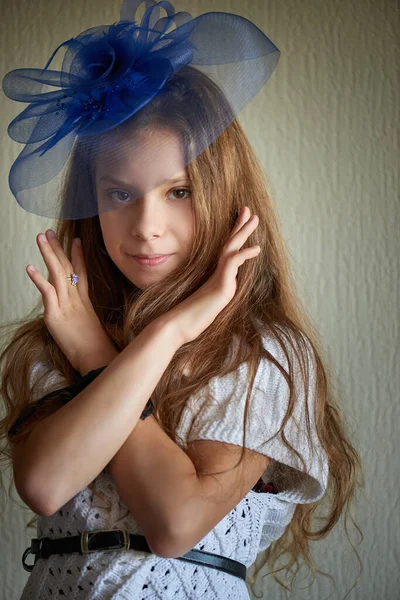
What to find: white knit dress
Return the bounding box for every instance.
[17,333,328,600]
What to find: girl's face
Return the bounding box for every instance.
[95,128,194,290]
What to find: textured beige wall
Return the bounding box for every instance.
[0,0,399,598]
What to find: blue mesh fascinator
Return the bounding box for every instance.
[2,0,280,220]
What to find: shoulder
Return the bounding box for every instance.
[176,329,328,503]
[208,328,315,395]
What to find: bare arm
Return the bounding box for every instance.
[16,319,181,516]
[107,415,270,558]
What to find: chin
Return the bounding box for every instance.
[127,273,164,290]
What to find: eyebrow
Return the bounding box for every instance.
[98,175,190,186]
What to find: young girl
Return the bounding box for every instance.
[0,1,363,599]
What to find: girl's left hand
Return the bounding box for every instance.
[158,206,261,346]
[26,230,116,374]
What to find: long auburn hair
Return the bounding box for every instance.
[0,65,363,596]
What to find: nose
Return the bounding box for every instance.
[129,196,165,241]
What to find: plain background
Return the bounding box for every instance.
[0,0,398,598]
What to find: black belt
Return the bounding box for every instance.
[22,529,247,581]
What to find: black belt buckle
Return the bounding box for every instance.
[22,537,49,572]
[80,528,130,553]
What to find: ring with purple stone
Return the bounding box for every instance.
[66,273,79,287]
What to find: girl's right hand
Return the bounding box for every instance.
[161,206,261,346]
[26,230,117,373]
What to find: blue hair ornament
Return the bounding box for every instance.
[2,0,280,219]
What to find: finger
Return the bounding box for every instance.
[229,245,261,273]
[26,264,60,316]
[229,206,251,239]
[44,230,90,303]
[46,232,89,301]
[45,230,77,276]
[70,238,89,299]
[218,245,261,295]
[225,214,259,254]
[37,232,72,307]
[233,244,261,263]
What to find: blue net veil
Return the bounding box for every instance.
[2,0,280,220]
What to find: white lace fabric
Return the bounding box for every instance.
[18,333,328,599]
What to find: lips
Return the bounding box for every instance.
[130,254,172,267]
[133,254,169,259]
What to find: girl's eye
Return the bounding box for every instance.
[106,187,191,204]
[106,190,132,203]
[169,187,191,200]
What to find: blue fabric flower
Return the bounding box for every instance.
[2,0,280,219]
[3,0,195,157]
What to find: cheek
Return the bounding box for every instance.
[166,204,193,247]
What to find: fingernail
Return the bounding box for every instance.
[39,233,47,242]
[47,230,56,238]
[74,238,82,246]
